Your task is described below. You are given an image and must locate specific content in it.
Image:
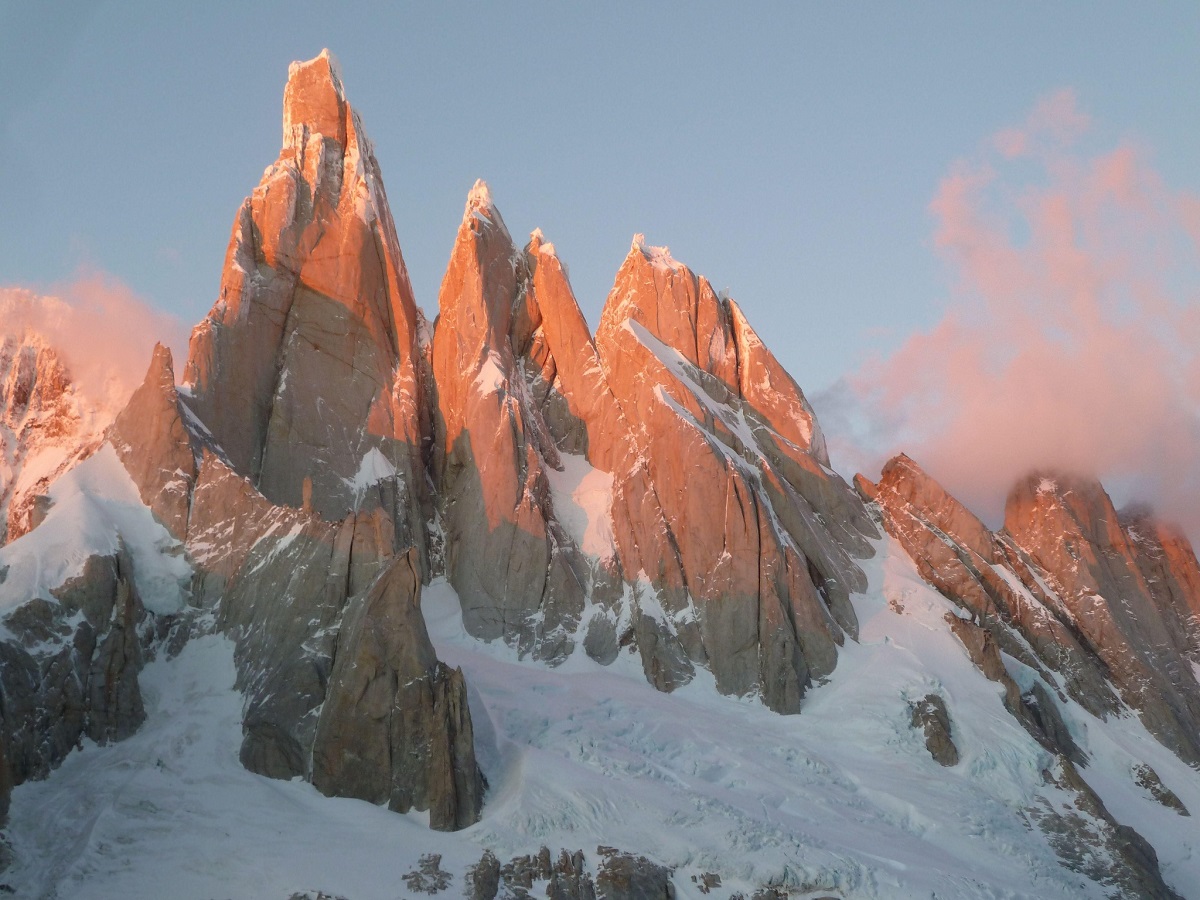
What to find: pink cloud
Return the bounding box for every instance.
[831,91,1200,539]
[0,271,188,412]
[991,88,1091,159]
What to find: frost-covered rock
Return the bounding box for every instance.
[0,546,149,826]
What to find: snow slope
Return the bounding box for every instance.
[0,444,191,626]
[3,537,1197,899]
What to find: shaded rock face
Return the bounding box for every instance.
[0,336,98,545]
[433,206,877,712]
[866,454,1200,767]
[0,546,148,825]
[312,550,483,830]
[184,450,482,829]
[107,344,196,540]
[1033,760,1184,900]
[182,49,431,573]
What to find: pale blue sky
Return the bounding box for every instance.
[2,1,1198,397]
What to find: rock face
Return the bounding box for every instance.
[865,455,1191,897]
[591,237,877,708]
[182,49,431,573]
[434,204,877,711]
[312,550,483,830]
[1005,473,1200,763]
[865,454,1200,766]
[0,335,99,545]
[0,546,148,825]
[183,449,481,828]
[107,344,196,540]
[910,693,959,766]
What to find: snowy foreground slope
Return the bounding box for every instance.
[5,536,1197,900]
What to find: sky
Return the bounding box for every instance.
[3,2,1200,532]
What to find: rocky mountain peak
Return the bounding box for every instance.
[871,453,992,558]
[282,49,347,150]
[0,334,73,428]
[0,334,98,544]
[182,52,429,567]
[629,233,682,271]
[1003,470,1131,560]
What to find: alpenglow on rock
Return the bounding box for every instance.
[433,187,878,712]
[182,48,432,573]
[0,334,102,545]
[862,454,1200,767]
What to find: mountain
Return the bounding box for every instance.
[1,51,1198,899]
[0,333,105,545]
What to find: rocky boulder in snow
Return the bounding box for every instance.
[910,693,959,766]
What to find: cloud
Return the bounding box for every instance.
[822,90,1200,538]
[0,271,188,412]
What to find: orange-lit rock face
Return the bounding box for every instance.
[434,211,876,711]
[183,50,428,566]
[1002,473,1200,762]
[592,240,878,704]
[868,455,1117,719]
[432,187,596,661]
[869,453,1200,765]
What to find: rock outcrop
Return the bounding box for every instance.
[0,546,148,825]
[591,237,877,708]
[182,49,431,572]
[465,846,675,900]
[1005,473,1200,765]
[433,200,878,711]
[312,550,483,830]
[863,456,1193,897]
[864,453,1200,766]
[432,188,601,663]
[186,451,481,828]
[107,344,196,540]
[910,693,959,766]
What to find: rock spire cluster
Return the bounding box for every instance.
[1,51,1197,898]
